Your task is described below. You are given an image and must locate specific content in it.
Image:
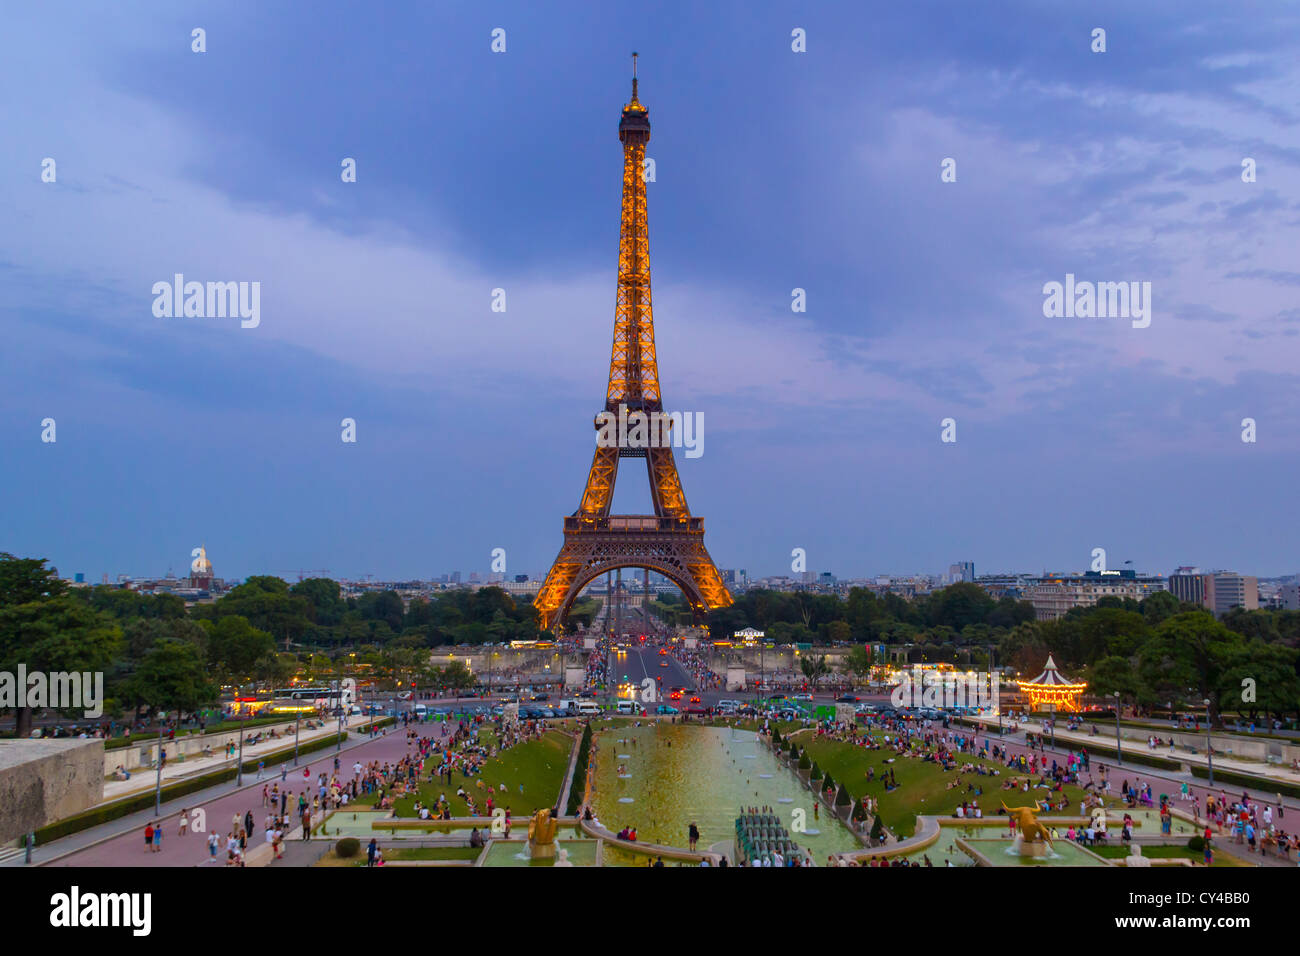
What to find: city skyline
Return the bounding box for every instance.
[48,545,1296,589]
[4,3,1298,587]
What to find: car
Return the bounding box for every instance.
[768,694,787,701]
[689,695,701,704]
[669,690,682,701]
[658,648,668,655]
[397,691,413,701]
[531,693,550,701]
[659,660,668,667]
[654,705,679,715]
[794,693,813,701]
[835,694,860,703]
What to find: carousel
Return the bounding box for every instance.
[1015,655,1087,712]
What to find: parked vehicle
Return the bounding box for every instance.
[616,700,644,715]
[575,700,601,716]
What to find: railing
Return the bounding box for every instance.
[564,514,703,533]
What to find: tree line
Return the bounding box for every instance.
[0,554,575,734]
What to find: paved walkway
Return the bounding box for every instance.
[951,720,1297,866]
[18,718,449,868]
[969,715,1300,787]
[101,715,371,801]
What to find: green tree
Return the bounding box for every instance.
[203,615,276,682]
[800,654,830,689]
[0,553,67,606]
[841,644,873,682]
[0,594,121,735]
[1138,611,1241,728]
[122,639,218,718]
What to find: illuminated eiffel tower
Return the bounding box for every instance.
[534,56,733,634]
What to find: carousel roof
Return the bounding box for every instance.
[1018,654,1084,687]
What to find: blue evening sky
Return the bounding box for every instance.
[2,1,1297,582]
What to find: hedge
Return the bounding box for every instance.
[1074,741,1182,771]
[355,717,397,734]
[28,730,352,847]
[565,723,593,816]
[1188,764,1300,800]
[102,715,291,751]
[336,837,361,858]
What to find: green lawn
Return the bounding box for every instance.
[383,846,481,861]
[800,731,1089,838]
[1090,844,1245,867]
[392,729,574,819]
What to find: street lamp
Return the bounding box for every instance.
[334,679,343,753]
[153,721,165,816]
[1113,691,1122,766]
[294,709,301,765]
[1203,697,1214,786]
[236,704,246,786]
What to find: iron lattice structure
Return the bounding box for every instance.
[534,59,733,633]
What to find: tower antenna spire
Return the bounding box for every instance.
[631,51,639,102]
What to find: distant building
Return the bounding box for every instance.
[948,561,975,584]
[1170,570,1259,616]
[1209,572,1258,616]
[189,545,214,590]
[1280,583,1300,611]
[1168,572,1208,606]
[1021,570,1166,621]
[975,574,1029,599]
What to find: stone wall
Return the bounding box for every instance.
[0,738,104,844]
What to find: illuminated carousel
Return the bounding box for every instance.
[1015,655,1087,712]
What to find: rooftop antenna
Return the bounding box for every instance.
[631,51,639,102]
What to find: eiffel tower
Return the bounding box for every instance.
[534,56,733,634]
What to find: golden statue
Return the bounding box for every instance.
[1002,802,1054,847]
[527,808,559,858]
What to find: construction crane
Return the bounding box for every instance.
[272,569,332,583]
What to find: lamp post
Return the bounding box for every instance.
[153,722,165,816]
[294,710,301,765]
[236,705,246,787]
[1113,692,1122,766]
[992,646,1003,737]
[1203,697,1214,786]
[334,679,343,753]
